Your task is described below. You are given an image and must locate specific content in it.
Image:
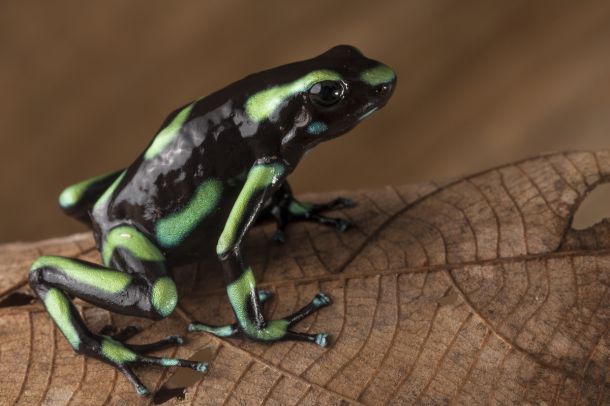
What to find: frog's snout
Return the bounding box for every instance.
[371,75,396,107]
[372,79,396,105]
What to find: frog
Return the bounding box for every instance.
[29,45,396,396]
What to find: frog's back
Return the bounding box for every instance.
[89,87,266,260]
[88,46,390,260]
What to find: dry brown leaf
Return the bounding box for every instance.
[1,150,610,405]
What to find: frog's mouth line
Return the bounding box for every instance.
[358,106,378,121]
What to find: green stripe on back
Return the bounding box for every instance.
[155,178,223,248]
[58,170,121,209]
[32,256,132,294]
[93,170,126,212]
[144,102,195,159]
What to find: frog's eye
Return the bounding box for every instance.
[308,81,345,107]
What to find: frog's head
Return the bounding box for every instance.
[244,45,396,156]
[297,45,396,142]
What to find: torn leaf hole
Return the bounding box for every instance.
[572,183,610,230]
[0,292,35,308]
[437,289,459,306]
[153,346,215,404]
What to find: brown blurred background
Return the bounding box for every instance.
[1,0,610,243]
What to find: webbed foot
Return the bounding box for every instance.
[188,292,332,347]
[82,334,206,396]
[267,194,356,243]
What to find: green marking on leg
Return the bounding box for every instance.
[102,226,165,266]
[151,277,178,317]
[101,337,137,364]
[188,323,235,337]
[217,163,285,255]
[245,70,341,122]
[93,170,126,212]
[226,268,288,340]
[156,178,222,248]
[44,288,81,349]
[32,256,132,294]
[58,170,122,209]
[288,200,314,216]
[144,102,196,159]
[160,358,179,367]
[360,64,396,86]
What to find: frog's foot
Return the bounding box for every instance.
[188,289,273,337]
[83,334,206,396]
[189,292,332,348]
[270,196,355,243]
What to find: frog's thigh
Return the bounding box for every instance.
[101,225,178,318]
[30,225,177,320]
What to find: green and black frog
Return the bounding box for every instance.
[29,45,396,396]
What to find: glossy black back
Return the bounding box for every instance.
[90,45,396,261]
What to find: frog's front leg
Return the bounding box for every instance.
[28,225,207,396]
[261,181,355,243]
[188,158,331,346]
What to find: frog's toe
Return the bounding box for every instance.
[271,229,286,243]
[335,218,352,232]
[315,333,330,347]
[119,365,150,396]
[188,321,239,338]
[165,335,185,345]
[258,289,273,303]
[331,196,355,209]
[124,335,186,354]
[139,355,208,374]
[90,335,206,396]
[312,292,332,308]
[99,324,141,341]
[136,385,150,397]
[280,292,333,330]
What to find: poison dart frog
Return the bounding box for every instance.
[29,45,396,396]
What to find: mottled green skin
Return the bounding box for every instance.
[28,45,396,396]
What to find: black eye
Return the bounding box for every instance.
[308,81,345,107]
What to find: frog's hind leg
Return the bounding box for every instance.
[260,181,355,242]
[58,169,124,225]
[28,225,207,396]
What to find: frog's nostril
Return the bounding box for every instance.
[375,84,389,96]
